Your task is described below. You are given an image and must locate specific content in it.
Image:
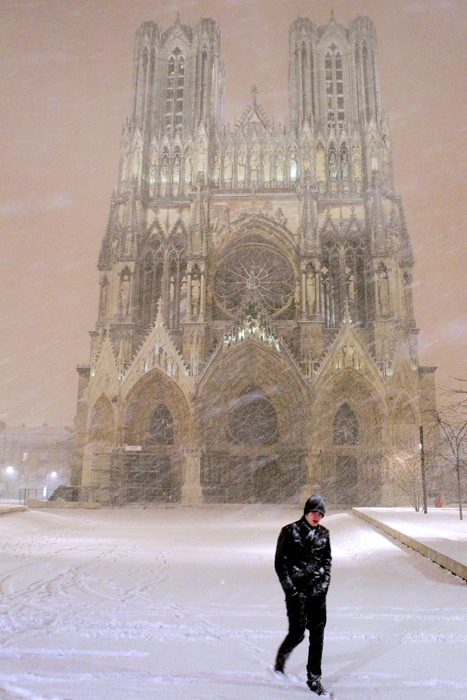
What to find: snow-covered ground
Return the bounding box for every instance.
[0,505,465,700]
[354,507,467,572]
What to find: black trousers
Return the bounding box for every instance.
[276,592,327,679]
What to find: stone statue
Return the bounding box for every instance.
[237,149,246,182]
[377,268,389,316]
[119,271,131,316]
[191,276,201,315]
[185,153,193,183]
[306,269,316,315]
[328,151,337,180]
[341,150,349,179]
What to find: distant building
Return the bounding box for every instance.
[0,423,72,500]
[73,13,437,506]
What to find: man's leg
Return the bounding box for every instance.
[275,593,307,673]
[305,596,327,680]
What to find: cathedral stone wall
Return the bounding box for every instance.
[73,13,437,506]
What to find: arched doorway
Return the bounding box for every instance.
[197,341,308,503]
[117,371,191,503]
[333,403,359,505]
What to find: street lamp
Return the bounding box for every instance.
[44,470,58,499]
[1,465,16,500]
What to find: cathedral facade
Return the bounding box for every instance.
[73,13,437,506]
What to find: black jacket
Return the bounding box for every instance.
[275,516,332,598]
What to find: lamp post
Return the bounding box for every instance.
[419,426,428,514]
[45,470,58,499]
[2,465,16,500]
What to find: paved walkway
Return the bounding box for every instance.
[353,507,467,582]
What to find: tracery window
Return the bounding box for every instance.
[139,246,163,326]
[301,45,307,122]
[344,234,367,323]
[166,48,185,135]
[138,48,149,124]
[148,403,174,445]
[298,44,315,125]
[321,232,367,328]
[214,245,295,319]
[321,237,342,327]
[362,43,377,124]
[200,48,208,121]
[333,403,359,445]
[325,45,345,128]
[309,48,316,120]
[166,239,187,329]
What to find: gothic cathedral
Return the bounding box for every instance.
[73,13,437,506]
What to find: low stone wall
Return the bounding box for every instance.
[0,505,28,515]
[352,508,467,582]
[26,498,101,509]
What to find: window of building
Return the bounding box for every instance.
[148,404,174,445]
[301,45,307,121]
[200,48,208,121]
[325,45,345,128]
[321,237,342,327]
[333,403,359,445]
[166,48,185,135]
[362,43,374,123]
[139,246,163,326]
[167,240,187,330]
[344,234,367,324]
[322,233,367,328]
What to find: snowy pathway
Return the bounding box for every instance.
[0,506,465,699]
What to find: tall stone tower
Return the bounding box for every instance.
[73,13,437,506]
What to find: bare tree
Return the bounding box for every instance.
[447,377,467,406]
[386,448,424,512]
[429,379,467,520]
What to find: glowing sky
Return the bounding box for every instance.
[1,0,466,426]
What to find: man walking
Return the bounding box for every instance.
[274,495,332,697]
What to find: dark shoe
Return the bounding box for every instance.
[274,657,285,674]
[307,677,330,697]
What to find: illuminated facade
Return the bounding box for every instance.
[73,13,437,505]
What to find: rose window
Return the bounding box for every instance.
[228,388,278,444]
[214,246,295,317]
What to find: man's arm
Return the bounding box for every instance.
[274,526,297,597]
[320,530,332,592]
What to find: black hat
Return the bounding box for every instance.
[304,494,326,517]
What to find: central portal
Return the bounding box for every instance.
[201,450,305,503]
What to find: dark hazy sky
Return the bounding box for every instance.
[1,0,466,427]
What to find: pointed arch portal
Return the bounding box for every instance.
[197,342,308,503]
[108,371,191,504]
